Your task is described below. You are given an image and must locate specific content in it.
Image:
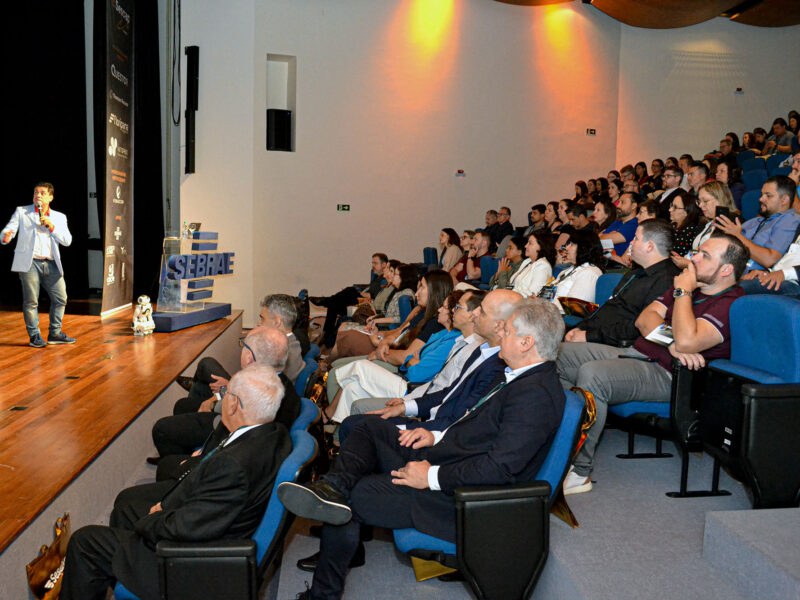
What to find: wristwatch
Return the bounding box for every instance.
[672,288,689,298]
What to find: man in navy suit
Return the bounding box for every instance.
[1,182,75,347]
[279,297,566,600]
[337,288,519,442]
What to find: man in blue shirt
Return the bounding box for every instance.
[600,191,639,256]
[716,175,799,273]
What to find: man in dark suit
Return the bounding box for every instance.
[150,326,300,476]
[653,166,685,219]
[60,365,293,600]
[279,297,566,600]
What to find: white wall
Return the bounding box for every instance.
[616,17,800,165]
[178,1,798,327]
[179,0,255,321]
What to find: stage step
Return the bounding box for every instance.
[703,508,800,600]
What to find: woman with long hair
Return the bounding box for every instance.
[668,191,704,256]
[608,178,623,206]
[573,181,589,204]
[592,198,617,233]
[593,177,610,203]
[438,227,463,272]
[544,201,562,233]
[547,230,605,310]
[510,231,556,297]
[715,160,746,211]
[634,161,651,192]
[326,276,459,423]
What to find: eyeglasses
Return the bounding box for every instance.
[238,336,256,361]
[453,304,469,312]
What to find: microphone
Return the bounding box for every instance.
[36,201,46,226]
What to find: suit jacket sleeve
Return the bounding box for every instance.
[50,211,72,246]
[134,453,249,547]
[1,207,23,239]
[412,358,504,425]
[435,381,559,495]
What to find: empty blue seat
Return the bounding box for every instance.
[742,169,767,192]
[741,158,765,173]
[769,165,791,177]
[291,397,321,432]
[295,356,318,396]
[740,190,761,221]
[765,153,789,174]
[423,247,438,266]
[736,150,755,166]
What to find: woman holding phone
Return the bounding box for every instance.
[671,181,737,269]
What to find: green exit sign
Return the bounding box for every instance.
[337,204,351,212]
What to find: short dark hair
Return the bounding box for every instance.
[773,117,787,128]
[396,264,419,292]
[531,204,546,214]
[464,289,486,311]
[691,161,709,178]
[638,200,658,217]
[487,209,498,217]
[35,182,55,195]
[620,165,634,176]
[754,127,767,136]
[766,175,796,202]
[500,206,511,216]
[567,204,588,218]
[372,253,388,264]
[638,219,674,256]
[679,154,694,163]
[713,232,750,282]
[508,235,527,255]
[652,158,664,169]
[663,165,683,178]
[623,192,643,207]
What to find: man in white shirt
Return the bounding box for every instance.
[1,182,75,347]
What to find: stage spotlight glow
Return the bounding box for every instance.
[410,0,454,53]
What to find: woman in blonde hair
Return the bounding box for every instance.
[671,180,738,269]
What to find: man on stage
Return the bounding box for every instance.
[1,182,75,347]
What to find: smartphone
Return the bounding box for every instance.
[715,206,731,220]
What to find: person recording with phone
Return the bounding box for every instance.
[1,182,75,347]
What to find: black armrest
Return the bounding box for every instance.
[156,539,256,558]
[157,540,258,600]
[455,481,551,600]
[741,382,800,398]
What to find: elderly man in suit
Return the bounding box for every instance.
[60,365,292,600]
[279,297,566,600]
[1,182,75,347]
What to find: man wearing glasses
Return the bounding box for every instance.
[148,326,301,477]
[60,365,293,600]
[654,166,685,219]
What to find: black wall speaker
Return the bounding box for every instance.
[185,46,199,110]
[267,109,292,151]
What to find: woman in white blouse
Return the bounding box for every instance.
[510,230,556,297]
[549,229,605,310]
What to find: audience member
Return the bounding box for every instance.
[686,161,709,196]
[594,177,610,204]
[544,201,563,233]
[278,298,566,600]
[449,230,475,283]
[523,204,547,236]
[490,235,526,289]
[607,169,621,181]
[636,200,658,222]
[668,191,704,256]
[573,181,590,204]
[560,233,750,495]
[150,326,300,475]
[61,365,293,600]
[567,204,595,231]
[672,181,737,269]
[563,219,679,346]
[257,294,305,383]
[715,159,745,211]
[548,229,605,310]
[465,231,492,282]
[763,117,795,155]
[650,158,665,192]
[592,198,617,233]
[714,175,800,273]
[438,228,463,272]
[654,166,684,218]
[788,111,799,136]
[510,230,556,297]
[310,253,388,348]
[608,178,623,206]
[678,153,694,190]
[634,161,652,194]
[750,127,768,155]
[493,206,514,247]
[600,191,639,256]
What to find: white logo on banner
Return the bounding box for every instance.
[114,226,122,241]
[107,264,116,285]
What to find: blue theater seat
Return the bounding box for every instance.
[740,190,761,221]
[392,389,585,600]
[563,272,623,328]
[114,429,318,600]
[742,169,767,192]
[291,397,321,432]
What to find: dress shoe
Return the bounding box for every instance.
[277,480,352,525]
[175,376,195,392]
[296,543,365,573]
[309,296,327,307]
[438,571,465,582]
[146,456,161,465]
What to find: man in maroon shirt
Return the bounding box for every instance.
[558,232,750,495]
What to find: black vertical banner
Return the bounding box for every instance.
[102,0,134,315]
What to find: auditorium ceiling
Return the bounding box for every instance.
[493,0,800,28]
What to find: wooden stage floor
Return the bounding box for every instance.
[0,309,243,552]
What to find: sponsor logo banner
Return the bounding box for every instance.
[102,0,134,314]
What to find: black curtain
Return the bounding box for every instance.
[1,2,89,308]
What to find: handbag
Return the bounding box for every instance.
[26,513,71,600]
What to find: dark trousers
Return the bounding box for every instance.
[309,419,454,600]
[320,287,360,347]
[60,525,142,600]
[152,411,217,457]
[174,357,230,414]
[337,413,409,445]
